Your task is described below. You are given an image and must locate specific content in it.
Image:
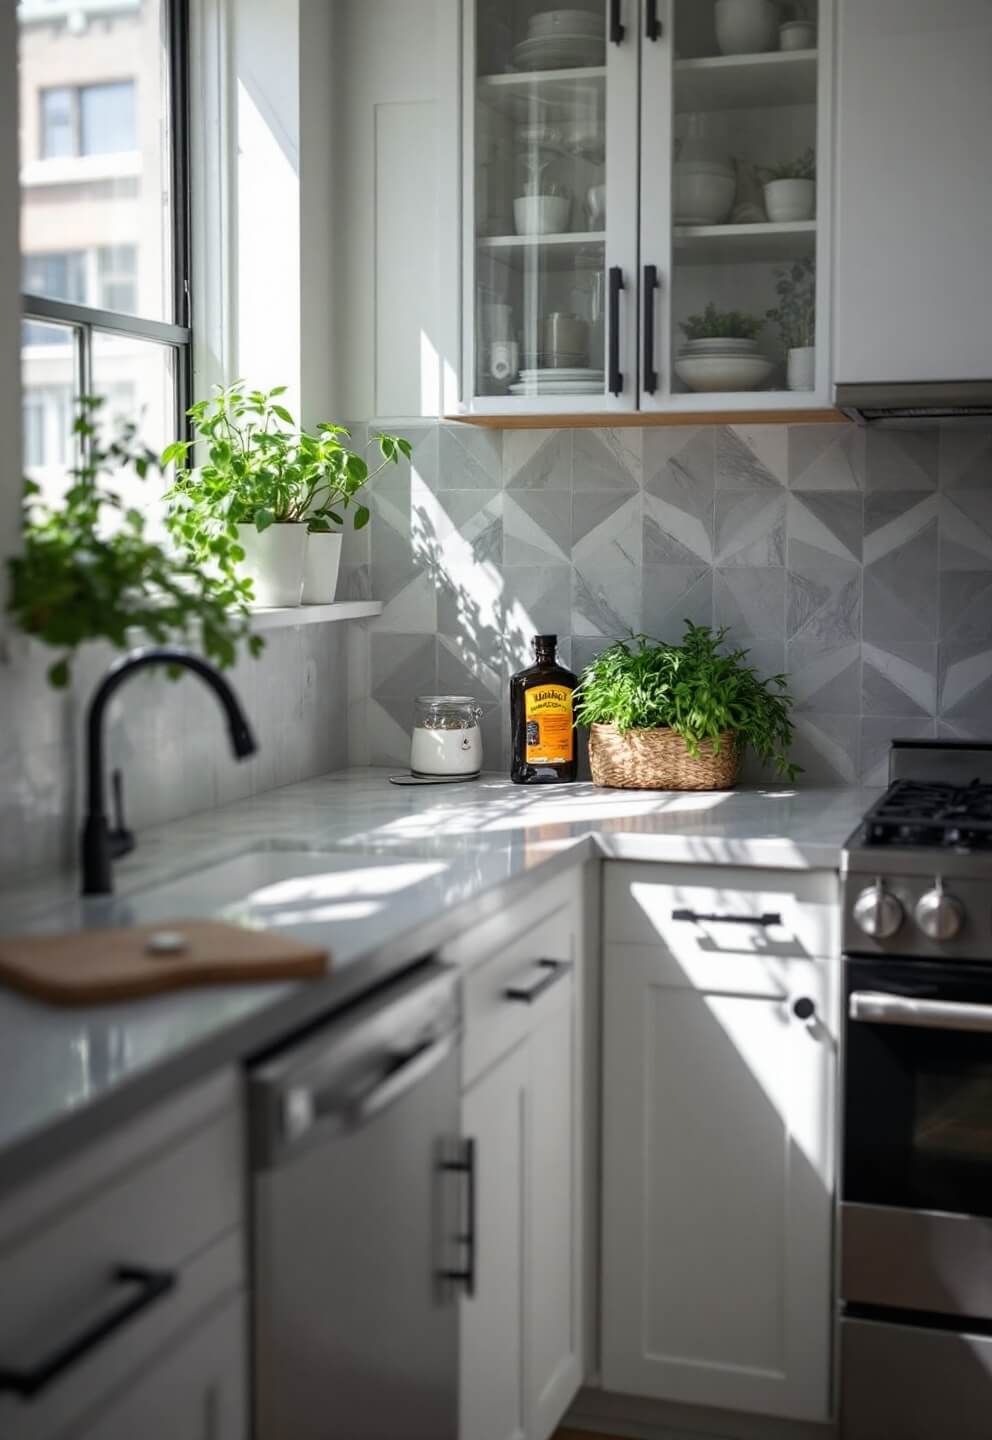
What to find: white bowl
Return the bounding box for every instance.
[529,9,603,37]
[675,354,775,392]
[514,194,572,235]
[714,0,779,54]
[673,167,736,225]
[764,177,816,222]
[680,337,761,356]
[780,19,816,50]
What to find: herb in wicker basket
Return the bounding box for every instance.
[574,623,800,789]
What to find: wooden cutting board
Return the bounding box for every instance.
[0,920,329,1006]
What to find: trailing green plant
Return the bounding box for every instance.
[679,303,764,342]
[574,623,800,780]
[7,397,261,689]
[766,257,816,351]
[759,148,816,183]
[162,383,412,577]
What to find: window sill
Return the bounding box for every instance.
[248,601,382,631]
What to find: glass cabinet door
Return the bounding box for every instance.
[642,0,827,410]
[468,0,637,412]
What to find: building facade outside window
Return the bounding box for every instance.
[18,0,190,501]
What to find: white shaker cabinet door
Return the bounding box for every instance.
[601,938,835,1423]
[834,0,992,383]
[76,1295,246,1440]
[461,1042,529,1440]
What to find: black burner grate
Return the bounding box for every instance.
[863,779,992,849]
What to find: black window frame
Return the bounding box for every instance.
[21,0,193,452]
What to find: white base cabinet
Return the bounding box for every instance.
[600,862,838,1424]
[448,870,588,1440]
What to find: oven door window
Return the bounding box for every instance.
[845,962,992,1218]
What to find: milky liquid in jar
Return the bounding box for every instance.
[410,695,484,777]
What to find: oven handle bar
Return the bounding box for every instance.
[849,991,992,1034]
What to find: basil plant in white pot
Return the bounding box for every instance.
[163,384,411,608]
[766,257,816,391]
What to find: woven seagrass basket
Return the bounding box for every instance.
[588,724,741,791]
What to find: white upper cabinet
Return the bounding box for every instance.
[463,0,639,416]
[833,0,992,385]
[457,0,834,418]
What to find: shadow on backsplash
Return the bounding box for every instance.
[343,419,992,788]
[0,624,349,889]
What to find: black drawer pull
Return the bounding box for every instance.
[610,0,625,43]
[505,958,570,1004]
[646,0,662,39]
[0,1265,176,1398]
[440,1138,476,1297]
[672,908,783,928]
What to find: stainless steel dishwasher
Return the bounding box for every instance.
[249,962,469,1439]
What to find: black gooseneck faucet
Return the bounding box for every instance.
[81,646,258,896]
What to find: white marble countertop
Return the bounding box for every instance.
[0,769,875,1192]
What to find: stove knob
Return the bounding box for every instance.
[915,888,964,942]
[853,883,904,939]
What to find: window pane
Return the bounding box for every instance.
[19,2,176,321]
[21,319,79,501]
[22,250,87,305]
[40,86,73,158]
[92,330,176,526]
[79,80,136,156]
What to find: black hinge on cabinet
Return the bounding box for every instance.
[646,0,662,40]
[610,0,625,44]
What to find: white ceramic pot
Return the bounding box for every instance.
[714,0,780,55]
[763,177,816,222]
[513,194,572,236]
[673,163,737,224]
[236,523,306,608]
[787,345,816,391]
[780,19,816,49]
[302,531,343,605]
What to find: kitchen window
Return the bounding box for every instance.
[19,0,191,489]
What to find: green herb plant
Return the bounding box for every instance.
[767,257,816,351]
[759,148,816,183]
[162,383,412,579]
[679,303,764,343]
[574,622,800,780]
[7,397,261,689]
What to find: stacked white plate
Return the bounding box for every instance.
[513,10,605,70]
[511,366,604,395]
[674,338,772,392]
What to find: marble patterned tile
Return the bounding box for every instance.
[787,560,862,644]
[643,430,714,564]
[787,637,862,715]
[503,429,572,490]
[863,426,939,491]
[862,642,938,717]
[939,642,992,723]
[438,423,502,490]
[789,714,861,785]
[715,425,786,491]
[642,564,713,641]
[438,634,503,703]
[714,567,786,641]
[502,566,572,673]
[572,493,641,568]
[369,423,438,494]
[788,424,865,491]
[787,491,863,564]
[572,562,641,638]
[715,491,786,567]
[503,490,572,564]
[371,633,437,699]
[573,428,642,492]
[861,717,937,786]
[863,498,938,642]
[939,426,992,491]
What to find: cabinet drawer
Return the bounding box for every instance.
[462,905,575,1088]
[0,1072,243,1439]
[604,861,838,964]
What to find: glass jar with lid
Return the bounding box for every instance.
[411,695,484,778]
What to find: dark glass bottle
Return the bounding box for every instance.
[510,634,578,785]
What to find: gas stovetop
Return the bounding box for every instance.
[842,746,992,958]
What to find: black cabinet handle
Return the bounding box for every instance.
[505,958,570,1004]
[610,0,625,43]
[0,1266,176,1398]
[643,264,660,394]
[608,266,624,396]
[672,908,783,928]
[441,1138,476,1297]
[646,0,662,39]
[793,996,817,1022]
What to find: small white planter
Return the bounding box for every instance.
[764,177,816,222]
[236,523,306,608]
[780,19,816,49]
[787,345,816,391]
[302,531,343,605]
[715,0,779,55]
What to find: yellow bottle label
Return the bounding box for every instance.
[524,684,574,764]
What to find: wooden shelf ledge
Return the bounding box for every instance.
[448,409,847,430]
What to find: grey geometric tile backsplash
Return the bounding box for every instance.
[343,421,992,787]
